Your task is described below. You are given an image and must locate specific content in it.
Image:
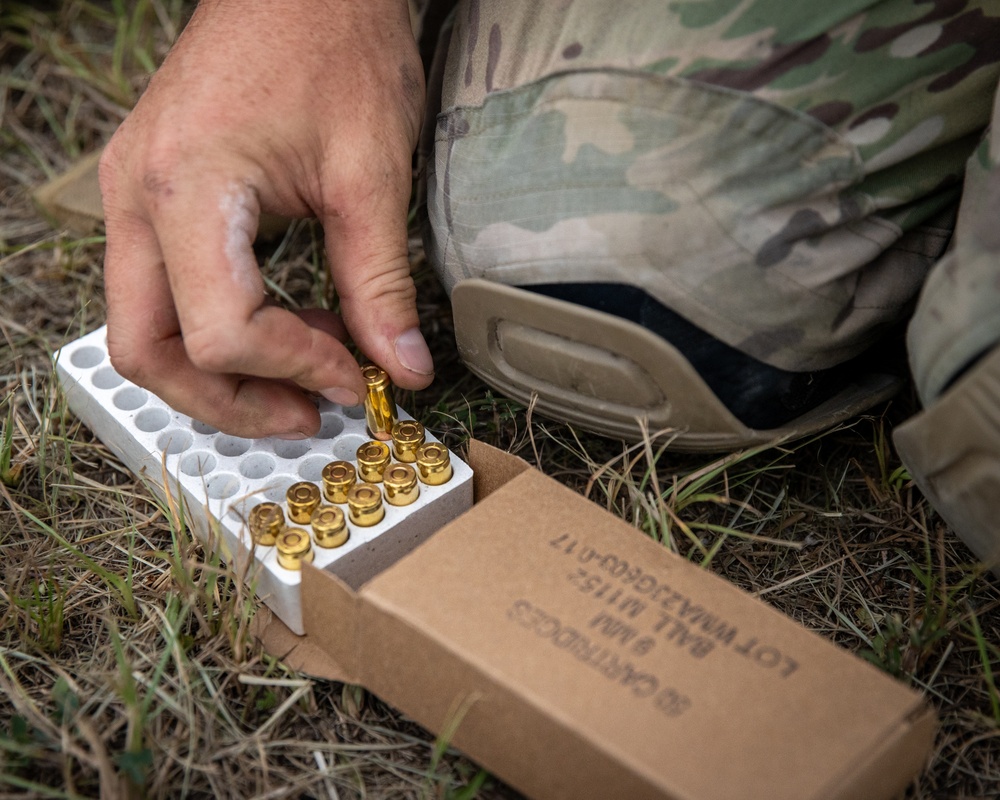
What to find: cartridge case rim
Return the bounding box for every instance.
[383,463,419,506]
[347,483,385,526]
[248,501,284,546]
[286,481,322,523]
[357,440,392,483]
[416,442,453,486]
[361,364,390,388]
[391,420,425,462]
[311,505,349,548]
[276,528,314,570]
[321,460,357,503]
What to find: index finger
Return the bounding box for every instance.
[148,171,366,402]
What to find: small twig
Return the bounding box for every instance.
[753,556,851,598]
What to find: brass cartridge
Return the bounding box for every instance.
[415,442,453,486]
[383,463,419,507]
[321,460,356,503]
[276,528,314,570]
[391,420,425,463]
[286,481,321,524]
[311,505,349,548]
[362,364,397,439]
[356,440,391,483]
[347,483,385,527]
[248,502,284,546]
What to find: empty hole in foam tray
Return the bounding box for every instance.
[298,455,330,482]
[239,453,276,480]
[215,435,251,457]
[227,496,271,526]
[206,473,241,499]
[69,346,104,369]
[92,366,124,390]
[333,434,368,461]
[263,475,298,503]
[135,407,171,432]
[113,386,148,411]
[157,429,194,455]
[343,405,366,420]
[191,420,218,435]
[316,414,345,439]
[272,439,310,459]
[180,451,217,476]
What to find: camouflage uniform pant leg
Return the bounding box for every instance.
[907,79,1000,406]
[891,81,1000,574]
[422,0,1000,375]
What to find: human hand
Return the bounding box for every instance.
[99,0,429,439]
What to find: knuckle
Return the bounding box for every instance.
[322,140,412,212]
[338,264,417,334]
[107,337,146,386]
[183,328,242,373]
[97,141,123,196]
[136,134,186,205]
[99,127,184,214]
[365,262,417,301]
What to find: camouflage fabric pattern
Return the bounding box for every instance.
[909,85,1000,405]
[422,0,1000,375]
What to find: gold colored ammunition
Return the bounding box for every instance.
[391,420,425,463]
[356,440,391,483]
[311,505,349,548]
[383,463,419,506]
[286,481,321,524]
[362,364,397,439]
[276,528,314,570]
[415,442,453,486]
[321,460,356,503]
[248,502,284,546]
[347,483,385,527]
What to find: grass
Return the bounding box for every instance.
[2,1,1000,797]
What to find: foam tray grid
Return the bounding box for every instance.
[55,326,473,634]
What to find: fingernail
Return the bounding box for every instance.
[275,431,309,440]
[320,387,360,406]
[395,327,434,375]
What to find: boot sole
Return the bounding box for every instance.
[453,279,900,452]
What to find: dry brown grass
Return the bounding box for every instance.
[2,2,1000,798]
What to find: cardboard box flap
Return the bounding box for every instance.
[467,438,531,501]
[265,442,532,682]
[820,704,936,800]
[33,149,105,235]
[253,608,354,682]
[350,467,931,800]
[298,567,364,685]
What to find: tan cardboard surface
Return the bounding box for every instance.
[346,467,932,799]
[33,150,105,235]
[253,608,349,682]
[468,439,532,500]
[272,442,934,799]
[291,441,527,682]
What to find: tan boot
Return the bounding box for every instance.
[453,279,901,451]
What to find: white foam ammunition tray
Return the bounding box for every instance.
[55,326,473,634]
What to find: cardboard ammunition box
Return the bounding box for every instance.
[257,440,936,800]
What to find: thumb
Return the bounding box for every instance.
[324,200,434,391]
